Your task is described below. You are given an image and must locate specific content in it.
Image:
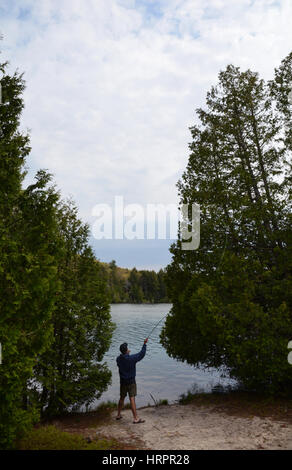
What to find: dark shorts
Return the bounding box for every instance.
[120,382,137,399]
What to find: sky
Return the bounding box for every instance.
[0,0,291,270]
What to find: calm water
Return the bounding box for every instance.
[91,304,236,409]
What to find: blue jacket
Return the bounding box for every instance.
[116,343,147,385]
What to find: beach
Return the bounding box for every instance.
[94,403,292,450]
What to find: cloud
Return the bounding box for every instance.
[0,0,291,268]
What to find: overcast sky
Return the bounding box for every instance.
[1,0,291,270]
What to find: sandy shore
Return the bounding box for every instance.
[95,403,292,450]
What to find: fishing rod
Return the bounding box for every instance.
[146,312,169,340]
[145,233,227,341]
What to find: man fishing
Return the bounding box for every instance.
[116,338,148,424]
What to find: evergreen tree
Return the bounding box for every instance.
[140,270,159,303]
[105,263,169,304]
[0,56,116,445]
[32,200,115,416]
[161,59,292,394]
[0,62,60,448]
[157,269,168,303]
[128,268,144,303]
[108,260,128,303]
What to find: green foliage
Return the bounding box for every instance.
[0,59,114,447]
[17,425,117,450]
[103,261,169,304]
[161,56,292,395]
[128,268,144,302]
[32,200,115,417]
[95,400,119,411]
[149,393,168,407]
[0,62,61,448]
[94,400,131,411]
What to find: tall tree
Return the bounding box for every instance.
[161,60,292,394]
[32,200,115,416]
[128,268,144,303]
[0,56,116,447]
[157,269,168,303]
[140,270,159,303]
[0,61,60,448]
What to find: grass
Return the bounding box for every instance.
[152,398,168,407]
[17,425,121,450]
[158,399,168,406]
[94,400,118,411]
[16,399,140,450]
[149,393,169,407]
[18,391,292,450]
[95,400,131,411]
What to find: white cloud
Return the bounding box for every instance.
[0,0,291,267]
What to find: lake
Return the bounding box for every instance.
[91,303,237,409]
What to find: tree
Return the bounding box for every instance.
[157,269,168,303]
[32,200,115,416]
[161,59,292,395]
[0,56,116,447]
[128,268,144,303]
[107,260,128,303]
[105,263,169,304]
[269,52,292,206]
[140,270,159,303]
[0,61,61,448]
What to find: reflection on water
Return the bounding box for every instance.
[89,303,237,410]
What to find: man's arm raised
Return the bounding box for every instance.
[130,339,148,363]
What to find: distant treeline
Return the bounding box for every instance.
[100,260,169,303]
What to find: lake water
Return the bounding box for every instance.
[91,304,237,409]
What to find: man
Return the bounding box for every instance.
[116,338,148,423]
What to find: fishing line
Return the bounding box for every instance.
[146,312,168,340]
[142,224,228,343]
[146,229,228,341]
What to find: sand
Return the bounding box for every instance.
[95,403,292,450]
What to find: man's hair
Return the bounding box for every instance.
[120,343,128,355]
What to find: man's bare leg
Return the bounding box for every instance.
[116,397,124,419]
[129,396,139,422]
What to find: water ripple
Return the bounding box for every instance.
[88,303,236,409]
